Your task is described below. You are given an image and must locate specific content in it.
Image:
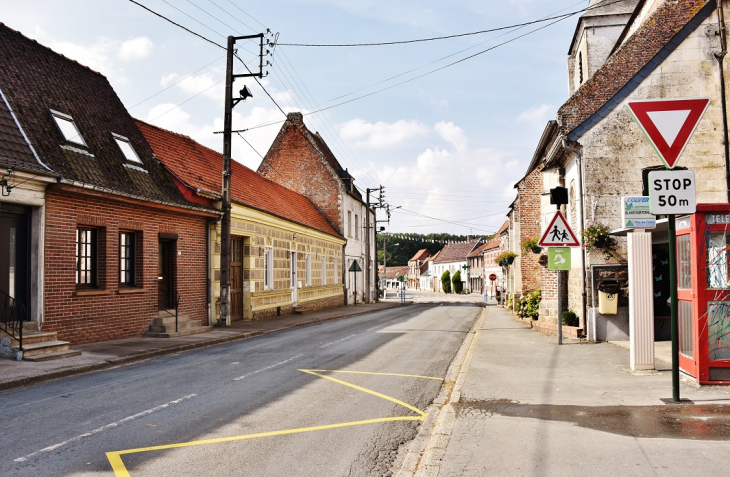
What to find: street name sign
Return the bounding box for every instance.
[539,211,580,247]
[648,170,696,214]
[548,248,571,271]
[625,98,710,169]
[621,196,656,229]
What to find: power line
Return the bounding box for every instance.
[128,0,224,50]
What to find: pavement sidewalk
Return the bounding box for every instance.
[0,301,409,392]
[409,303,730,476]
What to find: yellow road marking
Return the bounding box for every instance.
[107,368,435,476]
[305,369,443,381]
[299,369,426,417]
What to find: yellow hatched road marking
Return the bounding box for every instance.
[107,368,433,476]
[305,369,443,381]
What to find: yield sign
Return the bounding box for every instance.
[625,98,710,169]
[539,211,580,247]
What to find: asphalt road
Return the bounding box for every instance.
[0,302,481,477]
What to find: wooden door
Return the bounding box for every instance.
[158,240,173,310]
[230,237,243,322]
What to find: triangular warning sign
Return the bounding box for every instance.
[626,98,710,169]
[539,211,580,247]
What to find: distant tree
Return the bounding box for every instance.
[452,270,463,294]
[441,270,452,294]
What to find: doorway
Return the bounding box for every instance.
[291,251,298,305]
[230,237,243,322]
[158,237,176,310]
[0,204,30,320]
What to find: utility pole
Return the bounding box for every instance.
[366,186,385,303]
[219,33,266,326]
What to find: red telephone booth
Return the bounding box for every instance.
[676,204,730,384]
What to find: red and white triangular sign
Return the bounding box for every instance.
[539,211,580,247]
[626,98,710,169]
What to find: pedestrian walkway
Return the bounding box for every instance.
[410,304,730,476]
[0,301,409,392]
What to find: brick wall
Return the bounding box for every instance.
[43,187,210,345]
[516,165,544,295]
[259,115,343,234]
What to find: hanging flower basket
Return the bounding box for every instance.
[521,237,542,254]
[495,251,518,267]
[581,222,617,261]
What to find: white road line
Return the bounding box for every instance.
[233,354,304,381]
[14,393,197,462]
[319,333,359,349]
[366,323,389,331]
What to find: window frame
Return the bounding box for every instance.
[333,258,338,284]
[76,227,97,288]
[322,256,327,285]
[355,214,359,239]
[51,109,87,147]
[119,231,136,286]
[306,254,312,286]
[264,247,274,290]
[348,211,352,237]
[112,133,143,163]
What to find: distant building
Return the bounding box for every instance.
[407,249,431,290]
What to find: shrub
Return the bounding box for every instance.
[506,293,514,310]
[516,289,541,320]
[441,270,452,294]
[452,270,463,294]
[562,309,579,327]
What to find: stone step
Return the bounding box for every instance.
[144,326,212,339]
[12,331,58,347]
[292,307,312,315]
[24,349,83,362]
[148,320,201,333]
[20,340,71,357]
[150,315,192,327]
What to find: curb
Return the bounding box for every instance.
[0,302,411,392]
[397,305,488,477]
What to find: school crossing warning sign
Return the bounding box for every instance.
[539,211,580,247]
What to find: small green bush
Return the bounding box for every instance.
[516,289,541,320]
[452,270,463,294]
[562,309,579,327]
[441,270,452,294]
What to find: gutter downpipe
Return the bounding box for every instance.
[716,0,730,202]
[561,137,588,334]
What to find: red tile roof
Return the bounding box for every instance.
[495,220,509,237]
[433,240,482,264]
[382,266,408,279]
[557,0,710,136]
[409,249,431,262]
[136,120,342,239]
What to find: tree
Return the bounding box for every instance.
[441,270,452,294]
[452,270,463,294]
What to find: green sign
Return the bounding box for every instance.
[348,260,362,272]
[548,247,571,271]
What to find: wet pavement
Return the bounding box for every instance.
[455,399,730,441]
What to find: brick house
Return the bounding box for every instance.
[258,113,376,304]
[0,24,218,347]
[517,0,727,339]
[407,249,431,290]
[138,120,346,321]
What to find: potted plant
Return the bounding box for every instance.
[495,251,518,266]
[521,237,542,254]
[581,222,617,260]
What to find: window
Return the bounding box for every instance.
[348,211,352,237]
[119,232,135,286]
[322,257,327,285]
[306,254,312,286]
[264,247,273,289]
[51,110,87,146]
[76,227,97,287]
[578,52,584,85]
[355,214,359,239]
[333,258,338,284]
[112,133,142,163]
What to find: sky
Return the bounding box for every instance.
[2,0,585,237]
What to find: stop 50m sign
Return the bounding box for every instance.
[648,170,696,214]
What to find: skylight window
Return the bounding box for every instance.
[112,133,142,163]
[51,110,86,146]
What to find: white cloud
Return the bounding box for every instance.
[339,118,429,148]
[118,37,153,60]
[517,104,554,129]
[434,121,467,151]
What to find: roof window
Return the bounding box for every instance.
[51,110,87,146]
[112,133,142,163]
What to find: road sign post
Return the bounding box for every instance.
[540,212,581,345]
[627,98,707,402]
